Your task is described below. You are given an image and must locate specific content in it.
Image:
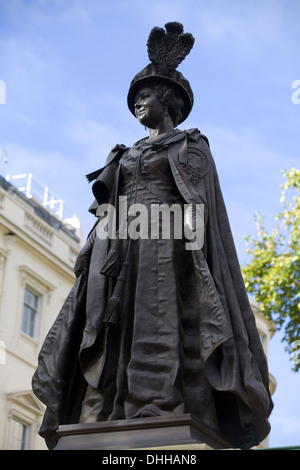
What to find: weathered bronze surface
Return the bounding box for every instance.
[32,22,273,450]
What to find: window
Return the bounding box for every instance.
[19,266,54,344]
[5,391,45,450]
[21,287,40,339]
[9,418,29,450]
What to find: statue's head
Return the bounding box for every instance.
[127,22,195,126]
[133,81,184,128]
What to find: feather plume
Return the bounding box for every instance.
[147,22,195,75]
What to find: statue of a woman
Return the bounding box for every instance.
[32,22,273,450]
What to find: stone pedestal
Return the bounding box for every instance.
[54,413,233,450]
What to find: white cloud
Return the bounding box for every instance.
[61,91,143,166]
[5,0,91,26]
[3,142,93,233]
[272,416,300,437]
[64,119,119,166]
[195,0,284,47]
[0,35,67,129]
[4,143,74,184]
[126,0,189,25]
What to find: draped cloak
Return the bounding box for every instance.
[32,128,273,450]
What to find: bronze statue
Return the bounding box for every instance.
[32,22,273,449]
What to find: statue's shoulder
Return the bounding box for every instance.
[175,128,212,184]
[86,144,128,183]
[184,128,210,148]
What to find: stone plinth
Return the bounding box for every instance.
[54,413,232,450]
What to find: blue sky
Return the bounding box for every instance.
[0,0,299,448]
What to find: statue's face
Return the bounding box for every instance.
[134,86,165,128]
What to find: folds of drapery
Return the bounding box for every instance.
[32,129,273,449]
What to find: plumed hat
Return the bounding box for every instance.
[127,22,195,124]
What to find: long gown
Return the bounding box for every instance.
[79,133,219,431]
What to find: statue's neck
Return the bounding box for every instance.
[147,118,174,142]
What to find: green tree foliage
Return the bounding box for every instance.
[242,168,300,371]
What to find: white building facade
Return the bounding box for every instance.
[0,174,83,450]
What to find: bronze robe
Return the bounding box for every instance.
[32,129,273,449]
